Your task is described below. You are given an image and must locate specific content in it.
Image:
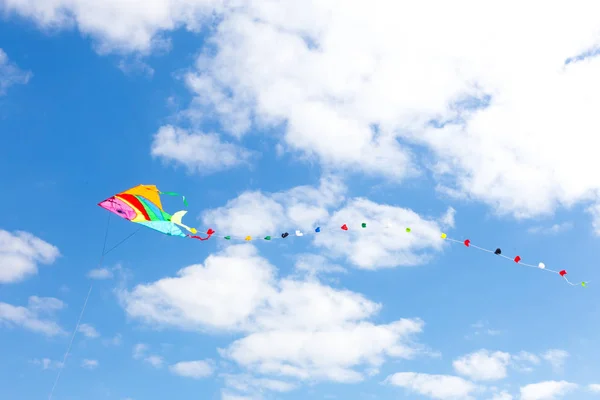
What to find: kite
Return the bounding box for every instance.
[97,184,587,287]
[98,184,214,241]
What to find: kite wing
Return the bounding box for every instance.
[98,184,197,237]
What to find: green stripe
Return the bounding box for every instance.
[135,196,160,221]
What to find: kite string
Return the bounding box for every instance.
[103,227,142,256]
[48,285,92,400]
[48,214,111,400]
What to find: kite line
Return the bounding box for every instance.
[48,215,140,400]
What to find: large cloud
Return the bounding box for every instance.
[121,245,276,331]
[120,244,428,385]
[177,0,600,232]
[8,1,600,228]
[0,229,60,283]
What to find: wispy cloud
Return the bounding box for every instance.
[527,222,573,235]
[440,207,456,229]
[0,230,60,283]
[589,384,600,393]
[0,296,66,336]
[466,320,501,339]
[102,333,122,347]
[132,343,148,360]
[0,49,31,95]
[30,358,63,370]
[117,56,154,77]
[78,323,100,338]
[169,360,214,379]
[542,349,569,372]
[144,355,164,368]
[87,268,114,280]
[81,359,99,369]
[132,343,163,368]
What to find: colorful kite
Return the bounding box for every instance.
[97,185,587,287]
[98,184,214,241]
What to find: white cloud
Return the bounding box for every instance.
[527,223,573,235]
[9,1,600,229]
[87,268,114,280]
[453,350,511,381]
[120,244,428,384]
[293,254,346,278]
[78,323,100,338]
[102,333,122,346]
[0,229,60,283]
[221,393,256,400]
[440,207,456,229]
[122,245,276,331]
[144,355,164,368]
[117,56,154,77]
[489,391,513,400]
[0,296,65,336]
[0,0,222,53]
[512,351,541,372]
[520,381,577,400]
[81,359,99,369]
[202,175,346,237]
[589,384,600,393]
[223,318,423,383]
[223,374,296,394]
[0,48,31,94]
[169,360,214,379]
[28,296,64,314]
[180,0,600,232]
[151,125,252,174]
[313,198,446,269]
[467,321,501,338]
[452,348,558,379]
[513,352,541,365]
[132,343,163,368]
[542,349,569,371]
[31,358,63,370]
[386,372,477,400]
[202,178,448,269]
[132,343,148,359]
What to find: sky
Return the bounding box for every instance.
[1,1,600,399]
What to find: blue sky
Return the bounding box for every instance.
[1,2,600,400]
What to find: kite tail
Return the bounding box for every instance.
[563,276,589,287]
[159,191,188,207]
[188,228,215,241]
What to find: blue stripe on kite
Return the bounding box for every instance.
[136,195,166,221]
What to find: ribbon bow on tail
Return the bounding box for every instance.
[189,229,215,241]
